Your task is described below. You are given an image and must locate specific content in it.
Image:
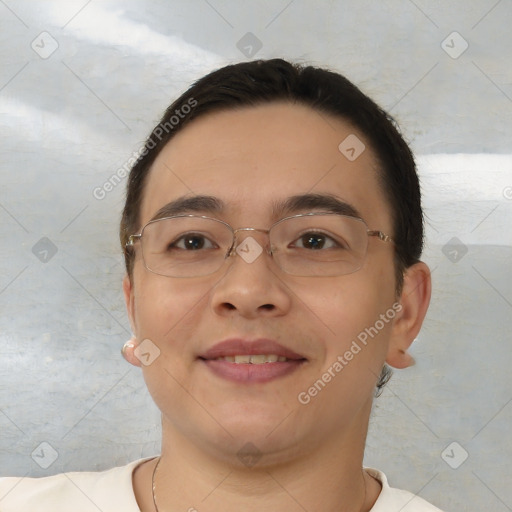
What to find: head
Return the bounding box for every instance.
[120,59,430,465]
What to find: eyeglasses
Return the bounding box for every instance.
[126,213,393,278]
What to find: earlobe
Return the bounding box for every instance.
[386,261,431,369]
[121,337,142,367]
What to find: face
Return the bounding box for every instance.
[124,103,400,464]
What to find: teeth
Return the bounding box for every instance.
[214,354,288,364]
[249,354,266,364]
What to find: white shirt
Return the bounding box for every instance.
[0,458,444,511]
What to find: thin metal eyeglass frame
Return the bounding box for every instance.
[125,212,394,277]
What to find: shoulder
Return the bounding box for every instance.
[366,468,444,512]
[0,458,153,512]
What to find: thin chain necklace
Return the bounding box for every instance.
[151,456,368,512]
[151,456,161,512]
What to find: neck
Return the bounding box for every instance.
[135,404,381,512]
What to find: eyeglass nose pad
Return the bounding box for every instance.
[226,239,237,258]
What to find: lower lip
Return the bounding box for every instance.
[201,359,305,383]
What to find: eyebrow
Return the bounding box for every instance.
[150,195,224,221]
[272,193,361,219]
[149,193,361,223]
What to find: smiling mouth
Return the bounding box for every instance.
[199,339,307,383]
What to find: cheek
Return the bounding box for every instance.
[131,273,212,410]
[132,271,208,352]
[291,277,396,429]
[310,269,396,365]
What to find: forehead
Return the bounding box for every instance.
[140,102,391,230]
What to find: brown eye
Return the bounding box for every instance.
[302,234,326,249]
[170,234,216,250]
[292,232,339,250]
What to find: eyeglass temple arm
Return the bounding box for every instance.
[367,230,393,243]
[126,234,142,247]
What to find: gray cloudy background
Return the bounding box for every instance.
[0,1,511,511]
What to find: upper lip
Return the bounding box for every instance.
[199,338,306,360]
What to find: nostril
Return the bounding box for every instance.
[260,304,274,310]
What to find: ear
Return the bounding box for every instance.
[122,275,142,367]
[386,261,431,369]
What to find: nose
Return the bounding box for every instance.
[210,232,292,319]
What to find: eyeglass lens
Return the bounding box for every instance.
[139,215,369,277]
